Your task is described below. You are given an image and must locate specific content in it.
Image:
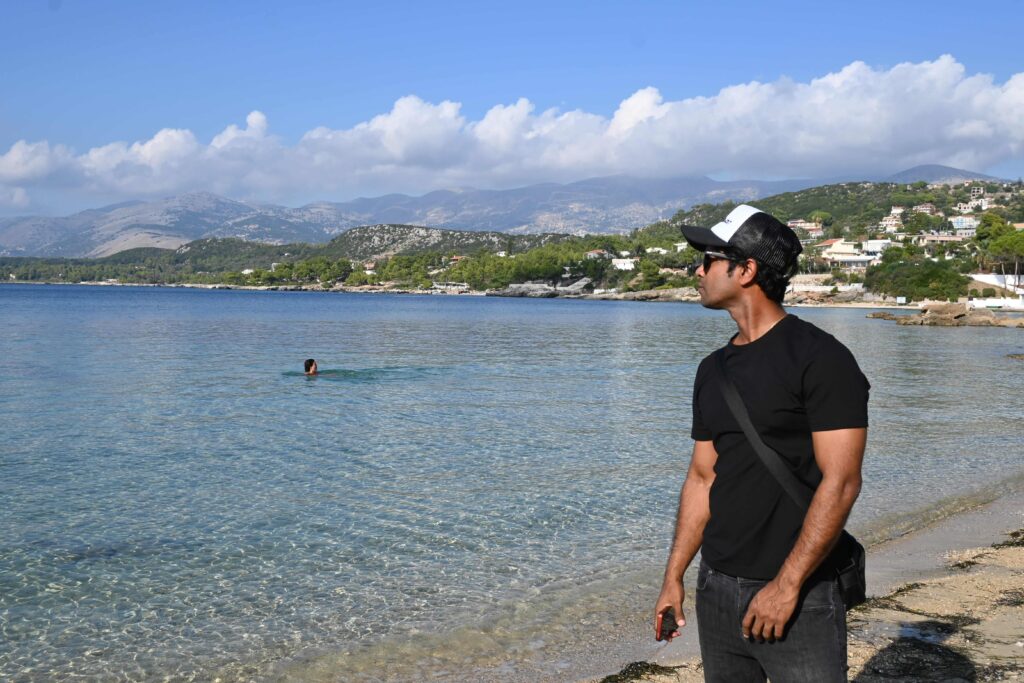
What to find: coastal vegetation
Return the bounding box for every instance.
[863,248,970,303]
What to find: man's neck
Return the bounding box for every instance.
[728,300,788,346]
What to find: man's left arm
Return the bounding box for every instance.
[741,427,866,641]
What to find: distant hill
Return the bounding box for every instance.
[0,176,817,257]
[161,225,572,269]
[0,225,574,283]
[0,193,342,258]
[326,224,569,262]
[0,166,1004,257]
[664,175,1022,236]
[667,183,902,232]
[882,164,1001,184]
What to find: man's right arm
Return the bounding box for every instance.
[654,439,717,640]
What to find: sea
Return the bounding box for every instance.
[2,284,1022,682]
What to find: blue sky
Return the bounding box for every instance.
[2,0,1023,214]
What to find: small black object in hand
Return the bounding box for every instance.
[656,608,678,641]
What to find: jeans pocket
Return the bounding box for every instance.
[800,577,838,612]
[696,563,711,591]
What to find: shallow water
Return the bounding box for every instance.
[1,285,1022,681]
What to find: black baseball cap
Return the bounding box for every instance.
[680,204,803,276]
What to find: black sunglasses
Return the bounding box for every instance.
[701,250,742,271]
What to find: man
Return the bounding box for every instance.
[654,204,869,682]
[304,358,318,376]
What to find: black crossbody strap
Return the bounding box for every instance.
[715,349,815,511]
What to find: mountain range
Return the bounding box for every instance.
[0,165,1001,258]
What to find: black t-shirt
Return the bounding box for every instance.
[691,314,869,580]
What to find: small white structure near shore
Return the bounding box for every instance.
[968,296,1024,311]
[970,273,1024,296]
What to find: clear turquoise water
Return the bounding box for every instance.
[1,285,1022,681]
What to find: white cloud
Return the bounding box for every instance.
[607,86,668,137]
[2,55,1023,211]
[210,111,268,148]
[0,140,74,183]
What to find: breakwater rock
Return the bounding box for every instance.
[486,283,559,298]
[787,290,868,305]
[582,287,700,302]
[488,278,596,298]
[865,311,903,321]
[867,303,1024,328]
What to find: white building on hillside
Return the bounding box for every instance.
[787,219,824,239]
[912,234,964,248]
[862,239,893,257]
[879,215,904,232]
[950,215,979,237]
[814,239,876,269]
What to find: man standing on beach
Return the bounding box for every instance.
[654,205,869,682]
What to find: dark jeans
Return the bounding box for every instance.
[695,560,847,683]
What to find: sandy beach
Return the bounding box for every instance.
[591,490,1024,682]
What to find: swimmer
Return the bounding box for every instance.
[304,358,318,376]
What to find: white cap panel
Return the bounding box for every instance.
[710,204,764,243]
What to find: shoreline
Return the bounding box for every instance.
[271,479,1024,683]
[0,280,977,311]
[591,488,1024,683]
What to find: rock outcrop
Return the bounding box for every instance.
[582,287,699,302]
[487,283,559,298]
[867,303,1024,328]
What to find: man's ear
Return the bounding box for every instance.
[737,258,759,287]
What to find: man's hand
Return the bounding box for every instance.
[655,440,716,643]
[741,578,800,641]
[654,578,687,641]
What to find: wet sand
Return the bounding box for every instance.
[591,490,1024,682]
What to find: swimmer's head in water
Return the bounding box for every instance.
[304,358,317,375]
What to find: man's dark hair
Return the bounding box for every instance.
[304,358,316,372]
[726,212,802,303]
[726,258,791,303]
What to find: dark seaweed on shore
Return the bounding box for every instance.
[599,661,684,683]
[991,528,1024,548]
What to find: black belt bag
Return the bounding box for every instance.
[715,350,867,610]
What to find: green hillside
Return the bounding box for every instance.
[322,224,571,262]
[0,226,576,285]
[666,179,1024,235]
